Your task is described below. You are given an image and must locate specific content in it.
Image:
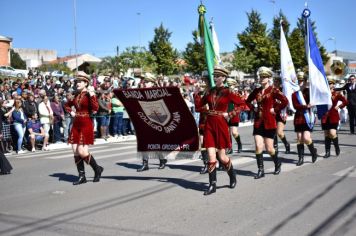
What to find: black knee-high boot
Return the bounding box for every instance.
[204,162,217,195]
[200,150,208,174]
[307,142,318,163]
[137,159,149,172]
[255,153,264,179]
[273,136,279,154]
[324,137,331,158]
[158,159,167,169]
[332,137,340,156]
[88,155,104,182]
[235,135,242,153]
[296,144,304,166]
[280,135,290,154]
[73,156,87,185]
[222,158,237,188]
[271,152,281,175]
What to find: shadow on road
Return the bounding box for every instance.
[101,175,206,192]
[49,173,78,182]
[266,166,356,236]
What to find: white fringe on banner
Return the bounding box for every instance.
[137,151,200,160]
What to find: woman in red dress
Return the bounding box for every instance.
[245,67,289,179]
[292,72,318,166]
[194,67,244,195]
[64,71,103,185]
[322,78,348,158]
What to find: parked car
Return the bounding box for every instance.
[0,66,28,78]
[50,70,66,78]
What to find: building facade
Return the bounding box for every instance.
[0,35,12,66]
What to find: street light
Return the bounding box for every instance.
[323,37,336,54]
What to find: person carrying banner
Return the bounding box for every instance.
[291,71,318,166]
[334,74,356,134]
[194,66,244,195]
[137,73,168,172]
[246,67,288,179]
[64,71,103,185]
[322,77,348,158]
[273,77,291,154]
[226,78,244,154]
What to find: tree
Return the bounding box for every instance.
[149,23,179,75]
[119,46,156,74]
[10,49,26,69]
[234,10,278,76]
[231,48,255,73]
[182,30,206,75]
[97,56,122,76]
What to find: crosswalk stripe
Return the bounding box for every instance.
[46,146,136,159]
[333,166,356,177]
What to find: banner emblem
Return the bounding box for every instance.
[139,99,171,126]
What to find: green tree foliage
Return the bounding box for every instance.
[149,23,179,75]
[182,30,206,75]
[288,27,306,70]
[232,49,255,73]
[234,10,278,76]
[10,49,26,69]
[96,56,122,76]
[119,46,156,73]
[38,63,71,75]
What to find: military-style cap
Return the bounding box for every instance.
[75,71,90,83]
[226,78,238,87]
[297,71,305,81]
[327,76,336,84]
[258,66,273,77]
[142,72,156,83]
[213,66,229,77]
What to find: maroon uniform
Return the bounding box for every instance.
[64,91,99,145]
[194,87,244,149]
[292,88,313,132]
[321,91,348,129]
[246,86,288,130]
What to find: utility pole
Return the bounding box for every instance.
[73,0,78,74]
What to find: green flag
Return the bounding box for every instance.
[198,4,215,88]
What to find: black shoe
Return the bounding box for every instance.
[254,169,265,179]
[137,161,149,172]
[93,166,104,182]
[158,159,167,169]
[274,161,281,175]
[73,174,87,185]
[204,183,216,195]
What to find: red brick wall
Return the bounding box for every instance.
[0,41,10,66]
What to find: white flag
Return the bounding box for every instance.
[210,20,222,66]
[280,24,299,112]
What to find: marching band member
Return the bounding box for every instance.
[194,66,244,195]
[226,78,243,153]
[246,67,288,179]
[291,72,318,166]
[273,77,291,154]
[64,71,103,185]
[322,77,348,158]
[137,73,168,172]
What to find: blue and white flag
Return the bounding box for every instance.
[304,10,332,119]
[280,24,299,112]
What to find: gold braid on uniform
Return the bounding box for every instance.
[221,158,232,171]
[208,161,217,173]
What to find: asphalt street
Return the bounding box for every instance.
[0,121,355,236]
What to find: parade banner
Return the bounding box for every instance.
[113,87,199,155]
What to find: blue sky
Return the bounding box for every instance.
[1,0,354,57]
